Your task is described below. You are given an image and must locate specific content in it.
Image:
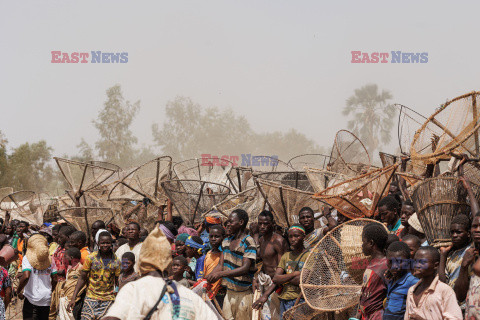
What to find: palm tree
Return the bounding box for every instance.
[342,84,396,154]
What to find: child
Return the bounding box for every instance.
[118,252,139,290]
[170,255,191,288]
[70,230,90,264]
[383,241,418,319]
[174,233,189,257]
[185,235,206,282]
[356,223,388,320]
[68,231,121,319]
[203,225,225,299]
[273,225,309,319]
[439,214,472,290]
[405,246,462,319]
[53,225,76,282]
[402,234,421,260]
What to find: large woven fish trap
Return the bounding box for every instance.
[313,164,398,219]
[300,219,386,312]
[254,171,313,192]
[108,156,172,207]
[329,130,371,176]
[206,187,265,223]
[411,92,480,166]
[173,158,233,185]
[0,191,40,225]
[411,176,480,247]
[255,179,323,228]
[162,179,231,226]
[306,168,347,193]
[463,161,480,186]
[283,302,354,320]
[54,158,118,194]
[287,154,334,171]
[227,166,255,193]
[57,207,115,237]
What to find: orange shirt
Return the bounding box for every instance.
[16,238,25,270]
[203,251,222,298]
[80,247,90,264]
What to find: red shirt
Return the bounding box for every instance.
[358,257,388,319]
[52,246,66,281]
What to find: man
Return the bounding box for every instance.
[377,195,404,237]
[206,209,257,320]
[252,210,288,320]
[298,207,334,249]
[70,231,89,264]
[115,222,143,273]
[102,226,217,320]
[398,200,415,239]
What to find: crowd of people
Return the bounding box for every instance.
[0,181,479,320]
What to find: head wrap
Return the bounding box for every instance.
[178,225,198,237]
[175,233,189,243]
[138,227,172,275]
[205,216,222,227]
[159,224,175,240]
[289,225,306,234]
[95,229,109,244]
[185,236,205,254]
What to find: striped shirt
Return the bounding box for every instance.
[221,235,257,292]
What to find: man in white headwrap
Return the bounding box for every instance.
[102,228,217,320]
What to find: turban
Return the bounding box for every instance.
[205,216,222,226]
[185,236,206,254]
[175,233,189,243]
[158,224,175,240]
[178,225,198,237]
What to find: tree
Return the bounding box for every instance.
[152,96,323,161]
[92,84,140,167]
[342,84,396,154]
[0,131,8,187]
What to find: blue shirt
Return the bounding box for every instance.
[194,255,206,280]
[383,272,419,320]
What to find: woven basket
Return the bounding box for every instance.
[411,176,480,247]
[306,168,347,193]
[300,219,386,312]
[283,302,355,320]
[0,191,41,225]
[313,164,398,219]
[255,178,323,228]
[329,130,371,176]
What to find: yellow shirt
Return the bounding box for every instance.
[83,252,121,301]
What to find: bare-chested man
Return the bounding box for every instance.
[252,210,288,320]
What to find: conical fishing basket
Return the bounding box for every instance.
[255,178,323,228]
[54,157,117,194]
[57,207,115,236]
[283,302,354,320]
[108,156,172,206]
[411,176,480,247]
[411,92,480,166]
[0,191,40,225]
[255,171,313,192]
[329,130,371,176]
[463,162,480,186]
[300,219,386,312]
[313,165,398,219]
[173,158,233,185]
[206,187,265,223]
[379,152,398,168]
[161,179,230,226]
[287,154,333,171]
[306,168,347,193]
[227,166,255,193]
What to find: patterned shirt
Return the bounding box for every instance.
[358,257,388,318]
[388,219,404,237]
[52,246,66,281]
[222,235,257,292]
[446,243,473,288]
[303,228,325,249]
[0,267,11,298]
[466,274,480,319]
[83,251,121,301]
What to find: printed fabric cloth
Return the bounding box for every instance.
[466,274,480,319]
[52,246,67,282]
[82,251,121,301]
[221,235,257,292]
[358,258,388,319]
[303,228,324,249]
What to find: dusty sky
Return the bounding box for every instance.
[1,0,479,159]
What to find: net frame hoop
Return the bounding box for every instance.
[208,187,259,218]
[330,129,371,172]
[410,91,480,161]
[395,103,428,155]
[300,218,387,312]
[0,190,36,211]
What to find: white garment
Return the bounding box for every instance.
[57,297,75,320]
[115,242,143,273]
[22,255,57,307]
[105,276,217,320]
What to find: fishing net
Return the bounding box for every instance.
[411,92,480,166]
[206,187,265,223]
[254,171,313,192]
[255,179,323,228]
[173,158,233,185]
[329,130,371,176]
[287,154,333,171]
[395,104,428,155]
[306,168,347,193]
[162,179,231,226]
[0,188,13,201]
[283,302,354,320]
[57,207,115,237]
[300,219,386,312]
[379,152,398,168]
[411,176,480,247]
[227,166,255,193]
[108,156,172,206]
[0,191,40,225]
[313,164,398,219]
[54,157,117,194]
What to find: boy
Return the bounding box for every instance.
[68,231,121,320]
[402,234,421,260]
[174,233,189,257]
[185,236,206,282]
[203,224,225,299]
[356,223,388,320]
[273,225,309,319]
[118,252,139,290]
[398,200,415,239]
[170,255,191,288]
[383,241,418,319]
[405,246,462,319]
[53,225,76,282]
[70,231,90,264]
